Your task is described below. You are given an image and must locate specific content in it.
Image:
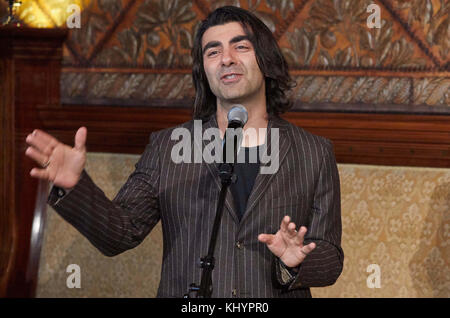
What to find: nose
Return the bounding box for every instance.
[221,47,236,66]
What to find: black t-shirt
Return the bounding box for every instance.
[230,145,262,221]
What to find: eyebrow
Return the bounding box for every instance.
[202,35,251,54]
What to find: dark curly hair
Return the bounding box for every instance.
[192,6,295,120]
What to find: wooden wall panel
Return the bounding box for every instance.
[34,105,450,167]
[0,35,15,298]
[0,27,67,297]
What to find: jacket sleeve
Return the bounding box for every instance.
[48,134,161,257]
[275,139,344,288]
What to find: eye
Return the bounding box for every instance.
[235,43,251,51]
[206,49,220,57]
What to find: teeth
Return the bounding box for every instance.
[224,74,236,79]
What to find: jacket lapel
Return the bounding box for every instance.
[240,116,291,226]
[194,114,292,226]
[194,115,240,224]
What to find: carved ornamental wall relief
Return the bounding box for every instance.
[3,0,448,112]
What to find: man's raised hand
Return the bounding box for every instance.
[25,127,87,189]
[258,215,316,268]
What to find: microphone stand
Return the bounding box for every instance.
[185,123,241,298]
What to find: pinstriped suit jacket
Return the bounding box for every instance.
[49,114,343,298]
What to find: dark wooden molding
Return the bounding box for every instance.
[287,111,450,167]
[0,37,15,298]
[36,105,450,168]
[0,27,68,297]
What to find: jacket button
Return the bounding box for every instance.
[235,241,242,249]
[231,289,237,296]
[57,188,66,198]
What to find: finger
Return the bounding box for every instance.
[30,167,51,181]
[280,215,290,233]
[287,222,298,237]
[301,242,316,256]
[295,226,308,243]
[25,146,49,167]
[26,129,59,156]
[74,127,87,151]
[258,234,274,245]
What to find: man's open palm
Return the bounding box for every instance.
[258,215,316,268]
[25,127,87,189]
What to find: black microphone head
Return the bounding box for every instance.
[227,105,248,128]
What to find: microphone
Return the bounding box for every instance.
[220,105,248,181]
[223,105,248,159]
[227,104,248,129]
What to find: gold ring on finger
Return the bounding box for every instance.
[42,159,50,168]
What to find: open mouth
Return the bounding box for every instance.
[220,73,242,83]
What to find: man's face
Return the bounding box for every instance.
[201,22,265,107]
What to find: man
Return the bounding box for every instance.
[25,6,343,297]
